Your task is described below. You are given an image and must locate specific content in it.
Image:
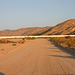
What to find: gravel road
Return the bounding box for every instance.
[0,39,75,75]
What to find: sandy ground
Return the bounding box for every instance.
[0,39,26,56]
[0,39,75,75]
[0,43,19,55]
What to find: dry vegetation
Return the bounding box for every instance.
[0,38,26,44]
[24,37,37,40]
[0,38,26,55]
[0,19,75,36]
[0,27,50,36]
[49,37,75,48]
[0,38,36,55]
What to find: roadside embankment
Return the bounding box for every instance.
[49,37,75,54]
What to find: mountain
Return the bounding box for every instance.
[0,19,75,36]
[5,29,11,32]
[0,27,50,36]
[38,19,75,35]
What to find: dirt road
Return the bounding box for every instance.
[0,39,75,75]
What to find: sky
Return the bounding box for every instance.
[0,0,75,30]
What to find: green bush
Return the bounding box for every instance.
[12,44,16,46]
[21,42,24,44]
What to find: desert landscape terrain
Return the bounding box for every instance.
[0,0,75,74]
[0,38,27,56]
[0,39,75,75]
[0,19,75,75]
[0,19,75,36]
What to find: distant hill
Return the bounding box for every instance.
[4,29,11,32]
[37,19,75,35]
[0,19,75,36]
[0,27,50,36]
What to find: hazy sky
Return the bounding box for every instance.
[0,0,75,30]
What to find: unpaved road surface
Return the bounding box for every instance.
[0,39,75,75]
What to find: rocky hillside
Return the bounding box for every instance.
[0,19,75,36]
[38,19,75,35]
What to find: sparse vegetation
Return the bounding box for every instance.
[49,37,75,48]
[0,38,26,55]
[22,42,24,44]
[26,37,36,40]
[65,36,71,39]
[22,38,25,40]
[0,39,9,43]
[1,49,4,51]
[18,41,24,44]
[0,39,16,43]
[0,38,26,44]
[12,44,16,46]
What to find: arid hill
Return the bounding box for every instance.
[36,19,75,35]
[0,19,75,36]
[0,27,50,36]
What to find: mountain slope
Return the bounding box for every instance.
[0,19,75,36]
[41,19,75,35]
[0,27,50,36]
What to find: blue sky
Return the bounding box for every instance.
[0,0,75,30]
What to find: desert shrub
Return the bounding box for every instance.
[22,38,25,40]
[26,37,31,40]
[67,41,71,47]
[18,42,21,44]
[12,44,16,46]
[18,40,25,44]
[22,42,24,44]
[50,37,75,48]
[0,39,16,43]
[26,37,36,40]
[65,36,71,39]
[1,49,4,51]
[0,39,8,43]
[31,37,36,40]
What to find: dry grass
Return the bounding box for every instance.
[0,38,26,44]
[25,37,36,40]
[0,39,15,43]
[49,37,75,48]
[0,38,26,55]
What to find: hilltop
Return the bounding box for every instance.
[35,19,75,35]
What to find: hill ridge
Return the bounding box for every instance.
[0,19,75,36]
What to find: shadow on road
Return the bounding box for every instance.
[49,55,75,59]
[48,40,75,59]
[0,72,5,75]
[49,40,75,55]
